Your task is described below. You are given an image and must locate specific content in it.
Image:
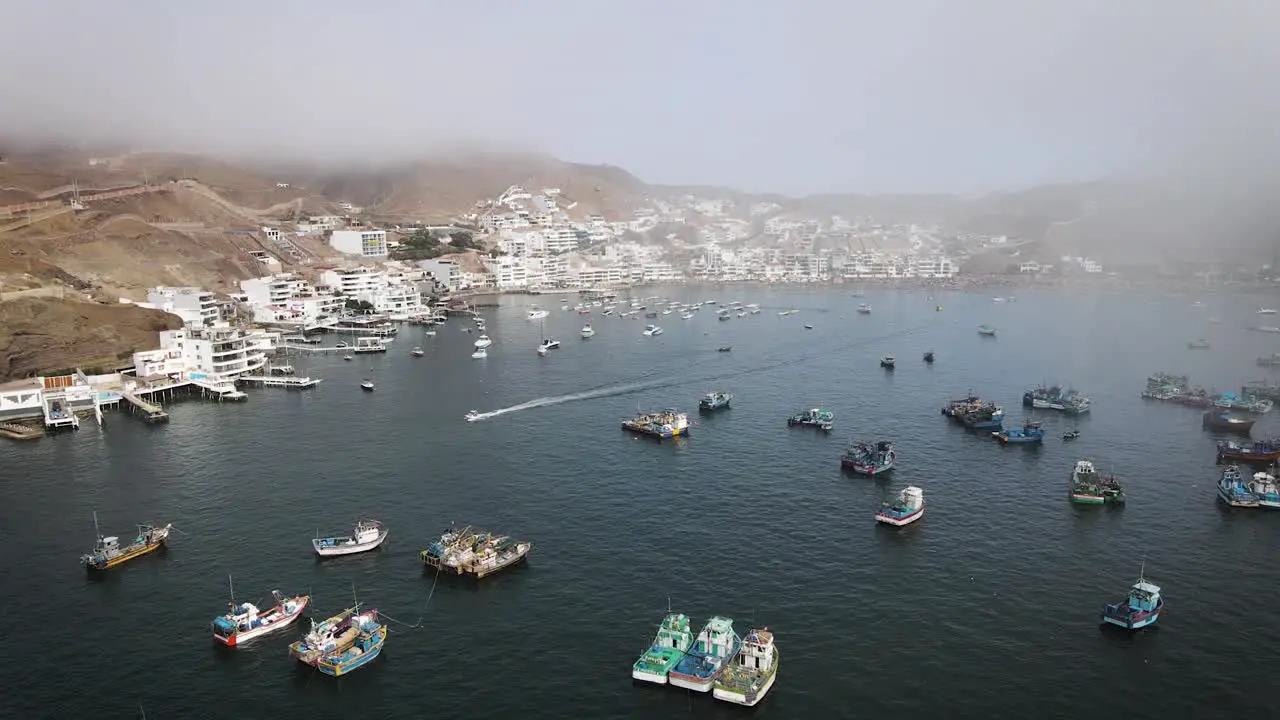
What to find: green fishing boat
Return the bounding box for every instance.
[1069,460,1106,504]
[631,613,694,685]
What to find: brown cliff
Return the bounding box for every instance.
[0,298,182,380]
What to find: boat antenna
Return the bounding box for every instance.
[93,510,102,540]
[229,574,235,604]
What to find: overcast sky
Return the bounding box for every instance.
[1,1,1277,195]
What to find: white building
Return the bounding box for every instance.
[419,259,464,291]
[317,266,421,314]
[329,229,389,258]
[146,286,219,327]
[132,326,268,383]
[239,273,342,325]
[911,255,957,278]
[320,267,385,297]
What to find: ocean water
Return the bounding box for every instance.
[3,286,1280,719]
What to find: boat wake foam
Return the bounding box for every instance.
[465,380,667,421]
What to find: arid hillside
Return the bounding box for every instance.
[0,297,183,380]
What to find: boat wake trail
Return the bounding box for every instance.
[467,380,668,421]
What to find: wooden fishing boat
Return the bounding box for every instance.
[80,512,172,571]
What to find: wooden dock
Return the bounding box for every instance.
[122,391,170,423]
[238,375,322,389]
[281,344,351,354]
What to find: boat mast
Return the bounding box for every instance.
[228,574,235,604]
[92,511,102,540]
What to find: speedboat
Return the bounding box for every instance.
[643,325,663,336]
[343,354,354,361]
[474,335,493,349]
[527,308,549,320]
[581,324,595,338]
[857,304,871,314]
[411,347,424,357]
[803,324,814,330]
[1258,308,1277,315]
[471,348,487,359]
[464,410,481,422]
[360,380,374,391]
[880,356,895,369]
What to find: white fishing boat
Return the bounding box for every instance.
[312,519,388,557]
[875,486,925,526]
[712,628,779,707]
[471,347,488,359]
[212,579,310,647]
[643,325,663,336]
[474,335,493,349]
[581,324,595,338]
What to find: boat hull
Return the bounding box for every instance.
[876,507,924,526]
[84,539,166,571]
[632,667,671,685]
[316,626,386,676]
[1070,494,1106,504]
[1217,488,1259,507]
[312,531,389,557]
[622,422,689,439]
[841,459,894,476]
[472,546,531,579]
[668,672,717,693]
[1101,609,1160,630]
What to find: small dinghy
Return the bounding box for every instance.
[313,519,388,557]
[718,346,732,352]
[411,347,424,357]
[360,379,375,391]
[471,348,488,359]
[1063,429,1081,440]
[343,354,354,361]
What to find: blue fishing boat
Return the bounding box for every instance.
[993,421,1045,444]
[315,610,386,677]
[961,404,1004,431]
[841,440,896,475]
[1100,563,1163,630]
[1218,466,1259,507]
[667,616,742,692]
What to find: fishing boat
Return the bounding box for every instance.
[1063,429,1081,441]
[642,324,663,336]
[315,612,386,677]
[80,513,172,571]
[1022,385,1092,414]
[419,524,533,578]
[464,410,481,422]
[880,356,896,370]
[312,519,388,557]
[857,304,871,314]
[289,606,376,666]
[1187,339,1210,349]
[211,583,309,647]
[1069,460,1106,504]
[699,391,733,412]
[993,421,1045,444]
[1216,439,1280,466]
[631,613,695,684]
[1215,393,1273,415]
[1100,473,1126,504]
[473,334,493,349]
[1257,353,1280,367]
[841,440,896,476]
[961,404,1004,431]
[1100,564,1163,631]
[941,394,982,418]
[923,351,935,363]
[581,324,595,338]
[1217,465,1259,507]
[360,379,375,392]
[1249,471,1280,508]
[668,617,742,692]
[787,408,834,431]
[712,627,779,707]
[411,346,424,357]
[622,409,690,438]
[1202,411,1255,436]
[875,486,925,526]
[977,325,997,337]
[471,347,487,359]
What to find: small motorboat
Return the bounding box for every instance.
[880,356,896,370]
[464,410,481,422]
[411,347,424,357]
[471,348,488,359]
[1063,430,1081,441]
[977,325,997,337]
[804,324,814,330]
[425,329,437,336]
[474,335,493,349]
[335,341,348,349]
[581,324,595,338]
[1187,339,1210,349]
[857,304,871,314]
[643,325,663,336]
[360,380,375,391]
[923,351,935,363]
[718,346,732,353]
[343,354,354,361]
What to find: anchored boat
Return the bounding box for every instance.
[312,519,388,557]
[923,351,935,364]
[961,404,1004,431]
[642,324,663,336]
[668,617,742,693]
[1216,439,1280,466]
[1248,471,1280,509]
[581,323,595,338]
[622,409,689,439]
[842,440,896,476]
[1100,564,1163,631]
[80,512,172,571]
[315,612,386,677]
[1217,465,1259,507]
[1069,460,1106,504]
[712,627,779,707]
[941,394,982,418]
[420,524,533,578]
[1022,385,1091,414]
[977,325,997,337]
[631,613,695,684]
[289,606,375,667]
[1202,411,1255,436]
[875,486,925,526]
[699,391,733,412]
[856,304,871,314]
[212,583,309,647]
[993,421,1045,444]
[787,408,834,431]
[880,356,896,370]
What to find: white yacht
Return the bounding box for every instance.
[474,335,493,349]
[581,324,595,338]
[537,338,561,355]
[527,307,550,320]
[680,312,694,320]
[471,347,488,359]
[1258,308,1278,315]
[411,346,424,357]
[465,410,481,422]
[643,325,663,336]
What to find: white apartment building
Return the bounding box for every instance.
[318,266,421,314]
[132,326,268,383]
[320,267,385,297]
[239,273,341,325]
[911,256,957,278]
[542,227,579,253]
[572,266,628,286]
[240,273,305,307]
[490,257,530,289]
[146,286,219,327]
[419,259,464,291]
[329,229,389,258]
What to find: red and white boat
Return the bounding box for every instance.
[212,585,310,647]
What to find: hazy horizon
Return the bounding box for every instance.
[2,1,1278,199]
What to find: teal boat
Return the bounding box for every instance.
[631,613,695,684]
[314,610,386,677]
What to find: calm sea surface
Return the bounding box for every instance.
[4,286,1280,719]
